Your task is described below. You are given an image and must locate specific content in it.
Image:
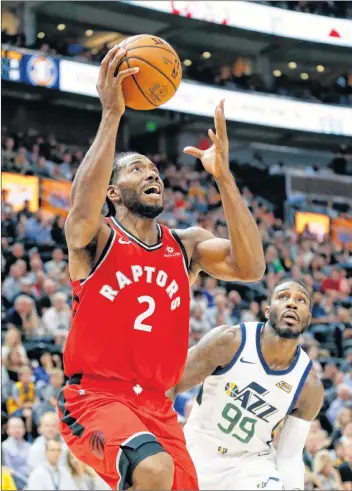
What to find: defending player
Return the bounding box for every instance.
[58,45,265,490]
[174,279,324,490]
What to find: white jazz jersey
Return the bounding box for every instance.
[184,322,312,490]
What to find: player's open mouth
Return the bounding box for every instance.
[143,185,161,197]
[282,311,299,325]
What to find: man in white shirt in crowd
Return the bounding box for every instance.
[2,417,31,488]
[42,293,71,336]
[27,437,74,490]
[28,412,68,472]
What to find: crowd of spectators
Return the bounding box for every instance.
[3,15,352,107]
[1,125,352,490]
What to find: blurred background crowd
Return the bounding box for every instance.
[1,128,352,490]
[1,0,352,489]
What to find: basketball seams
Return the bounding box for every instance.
[125,57,158,108]
[126,56,177,92]
[125,45,179,58]
[120,34,146,49]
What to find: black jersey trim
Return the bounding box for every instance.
[171,230,190,272]
[79,228,116,285]
[111,217,163,251]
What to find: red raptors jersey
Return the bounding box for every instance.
[64,217,190,391]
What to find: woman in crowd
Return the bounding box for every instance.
[313,449,343,490]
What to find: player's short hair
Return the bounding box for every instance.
[104,152,139,217]
[109,152,139,185]
[267,278,311,306]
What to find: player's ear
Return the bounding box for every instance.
[264,304,270,320]
[107,184,120,204]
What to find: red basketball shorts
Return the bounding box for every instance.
[57,375,198,490]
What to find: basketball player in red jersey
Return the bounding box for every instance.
[58,45,265,490]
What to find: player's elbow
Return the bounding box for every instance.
[231,262,265,283]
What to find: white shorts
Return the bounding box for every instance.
[193,456,284,490]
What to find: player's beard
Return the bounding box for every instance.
[119,188,164,219]
[269,309,306,339]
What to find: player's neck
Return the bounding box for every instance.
[260,323,299,371]
[115,211,159,246]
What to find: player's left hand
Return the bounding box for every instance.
[183,99,229,180]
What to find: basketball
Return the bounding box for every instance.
[116,34,182,111]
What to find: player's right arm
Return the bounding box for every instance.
[64,46,139,276]
[170,325,241,397]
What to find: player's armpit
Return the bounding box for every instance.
[173,325,241,395]
[292,367,324,421]
[66,218,111,282]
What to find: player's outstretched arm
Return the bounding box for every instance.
[171,325,241,397]
[276,367,324,490]
[183,100,265,282]
[65,45,139,250]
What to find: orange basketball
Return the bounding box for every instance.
[117,34,182,111]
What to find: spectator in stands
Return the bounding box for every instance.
[25,211,52,246]
[2,264,24,304]
[14,146,31,174]
[28,412,68,472]
[50,215,66,245]
[313,449,343,489]
[37,278,57,314]
[7,366,37,435]
[3,243,27,276]
[331,408,352,444]
[205,293,232,328]
[190,304,211,336]
[27,437,73,490]
[2,417,30,488]
[337,439,352,488]
[202,276,218,307]
[44,248,67,279]
[2,327,28,365]
[2,137,16,169]
[66,452,109,490]
[33,352,54,385]
[327,384,352,424]
[58,152,73,181]
[5,295,41,337]
[3,349,26,383]
[42,292,70,337]
[241,300,260,322]
[307,345,323,378]
[34,368,64,423]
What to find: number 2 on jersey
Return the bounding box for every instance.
[134,296,155,332]
[218,403,257,444]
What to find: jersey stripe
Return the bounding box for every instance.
[212,323,247,375]
[171,230,189,275]
[256,322,301,376]
[286,359,313,415]
[111,217,163,251]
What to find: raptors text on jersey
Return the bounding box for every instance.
[64,217,190,391]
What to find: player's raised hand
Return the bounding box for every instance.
[183,99,230,180]
[97,45,139,117]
